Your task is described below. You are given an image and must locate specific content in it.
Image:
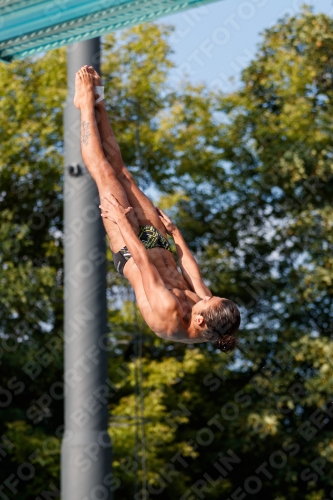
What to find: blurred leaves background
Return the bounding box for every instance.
[0,7,333,499]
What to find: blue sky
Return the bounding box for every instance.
[158,0,333,91]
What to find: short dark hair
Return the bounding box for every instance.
[200,298,240,353]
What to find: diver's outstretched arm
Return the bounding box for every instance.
[156,208,212,298]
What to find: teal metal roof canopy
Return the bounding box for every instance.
[0,0,219,62]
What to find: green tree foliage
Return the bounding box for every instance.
[0,9,333,500]
[0,49,66,497]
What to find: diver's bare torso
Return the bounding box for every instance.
[123,247,204,342]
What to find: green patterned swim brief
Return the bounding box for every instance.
[113,225,172,275]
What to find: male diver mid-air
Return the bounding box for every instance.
[74,66,240,352]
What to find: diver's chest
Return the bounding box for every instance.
[169,289,191,319]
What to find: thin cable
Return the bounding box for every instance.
[138,318,147,495]
[133,293,147,497]
[133,290,140,498]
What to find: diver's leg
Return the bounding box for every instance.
[88,67,168,238]
[74,66,140,253]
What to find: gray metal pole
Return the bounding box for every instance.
[61,38,112,500]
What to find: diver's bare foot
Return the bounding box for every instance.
[87,65,102,87]
[87,66,104,106]
[73,66,95,110]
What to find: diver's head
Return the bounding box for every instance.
[191,297,240,353]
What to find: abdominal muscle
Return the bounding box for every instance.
[125,248,189,289]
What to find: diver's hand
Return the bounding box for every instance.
[99,194,133,224]
[155,207,177,236]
